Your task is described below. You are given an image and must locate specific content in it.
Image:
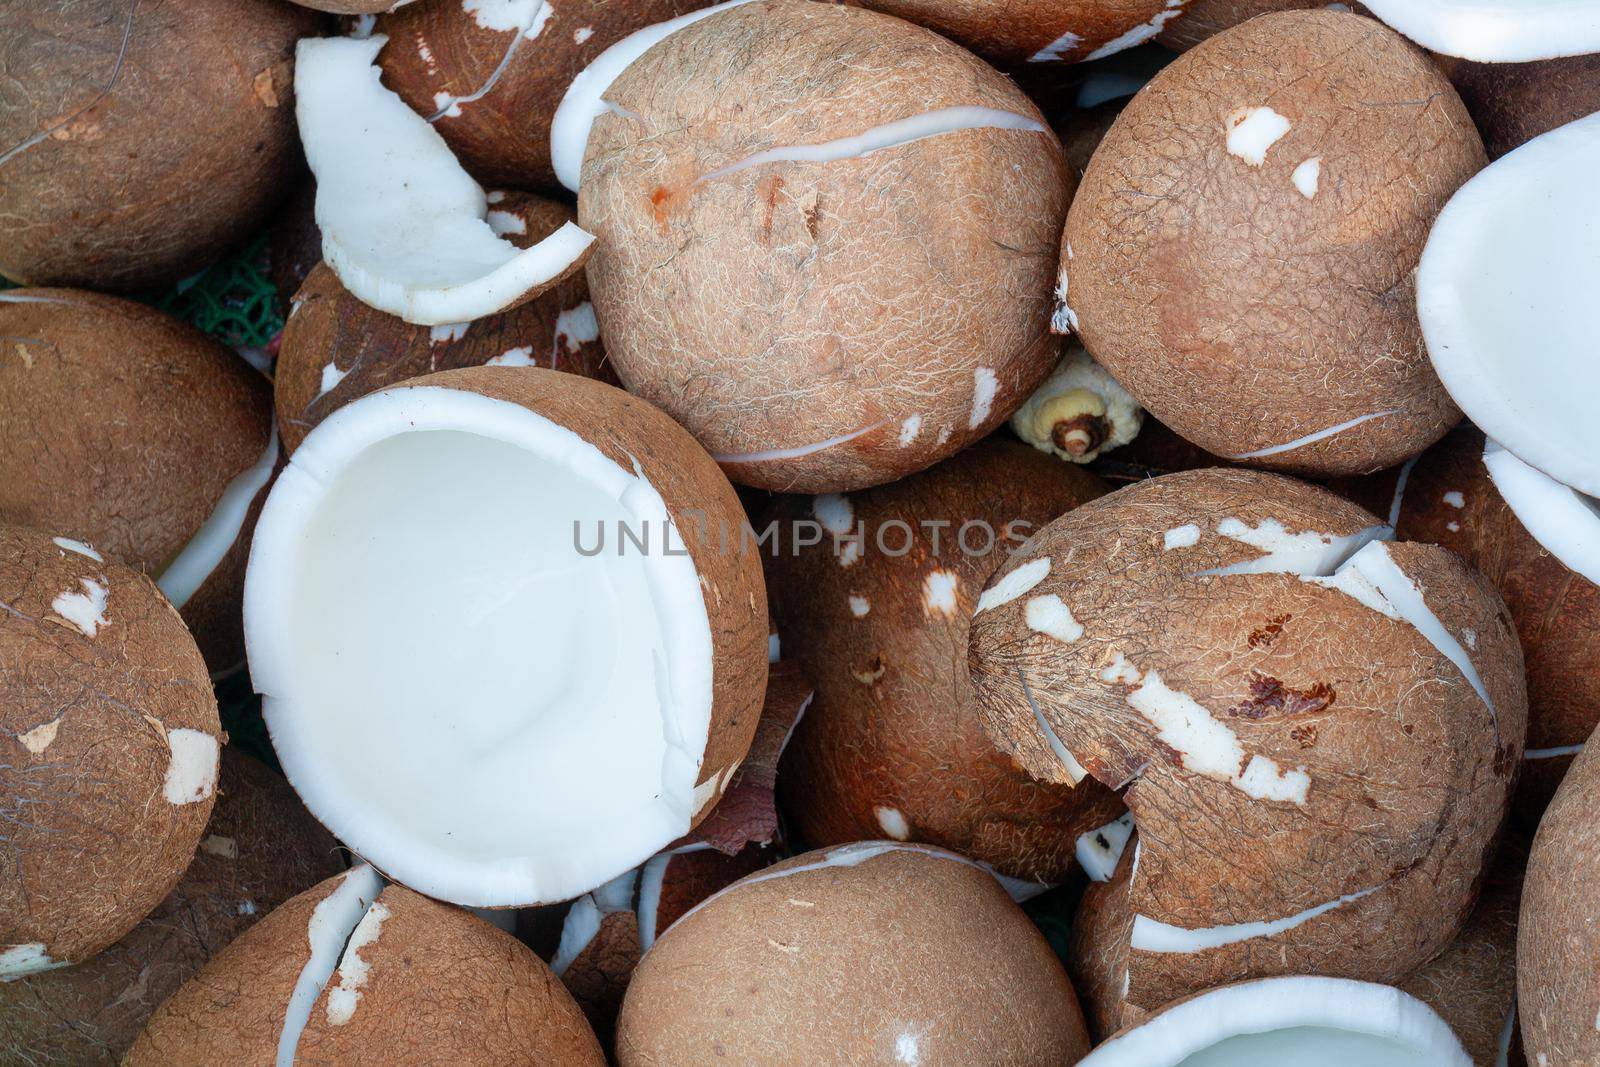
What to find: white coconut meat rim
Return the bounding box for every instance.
[1485,439,1600,583]
[244,384,714,907]
[1361,0,1600,61]
[1077,977,1471,1067]
[297,35,594,326]
[1419,111,1600,498]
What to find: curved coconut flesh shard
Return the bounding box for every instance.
[157,427,280,610]
[245,384,715,907]
[1361,0,1600,61]
[1484,440,1600,584]
[550,0,761,192]
[1419,112,1600,498]
[1078,977,1470,1066]
[277,865,385,1067]
[296,36,594,325]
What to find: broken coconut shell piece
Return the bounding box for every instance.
[295,34,594,325]
[1010,342,1144,464]
[244,368,768,908]
[1075,977,1471,1066]
[967,468,1526,1035]
[125,865,607,1067]
[615,843,1092,1066]
[1361,0,1600,61]
[1,525,221,981]
[1418,111,1600,583]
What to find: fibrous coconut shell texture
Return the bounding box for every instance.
[0,748,345,1065]
[967,468,1525,1036]
[852,0,1183,65]
[1436,53,1600,161]
[275,193,614,454]
[0,289,278,673]
[1519,733,1600,1064]
[373,0,714,191]
[579,0,1071,492]
[0,0,320,290]
[768,440,1124,882]
[615,843,1091,1065]
[126,871,607,1066]
[1062,11,1481,475]
[1153,0,1329,50]
[0,525,221,978]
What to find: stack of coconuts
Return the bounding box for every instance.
[2,0,1596,1063]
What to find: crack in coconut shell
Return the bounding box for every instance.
[295,35,595,325]
[968,468,1525,1035]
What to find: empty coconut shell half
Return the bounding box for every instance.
[1,525,221,980]
[967,468,1526,1035]
[244,368,768,908]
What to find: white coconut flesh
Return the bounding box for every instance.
[277,864,386,1067]
[244,385,714,907]
[157,427,280,611]
[1362,0,1600,61]
[1076,812,1135,883]
[1484,439,1600,584]
[1078,977,1470,1067]
[1419,112,1600,504]
[295,35,594,325]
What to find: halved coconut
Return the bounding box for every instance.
[1076,977,1471,1066]
[294,34,594,325]
[244,368,768,907]
[1418,112,1600,579]
[1361,0,1600,61]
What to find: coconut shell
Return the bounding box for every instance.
[267,181,321,317]
[0,289,276,672]
[0,525,220,974]
[967,468,1525,1035]
[768,440,1124,882]
[1059,97,1128,178]
[396,367,769,825]
[1153,0,1330,50]
[125,874,607,1065]
[851,0,1174,65]
[580,0,1071,493]
[372,0,715,191]
[1436,53,1600,160]
[1063,11,1480,475]
[0,747,344,1065]
[1519,732,1600,1064]
[615,843,1091,1065]
[0,0,321,290]
[1375,424,1600,822]
[275,194,615,454]
[1088,416,1234,486]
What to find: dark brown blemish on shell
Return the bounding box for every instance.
[1247,614,1292,649]
[1290,724,1318,749]
[1227,671,1334,719]
[758,174,784,243]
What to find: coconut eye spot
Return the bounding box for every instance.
[51,577,109,638]
[1226,106,1292,166]
[1291,156,1321,199]
[163,728,220,806]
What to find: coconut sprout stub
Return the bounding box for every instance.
[0,748,345,1065]
[851,0,1191,65]
[126,866,607,1066]
[616,843,1091,1066]
[1062,11,1480,476]
[967,468,1525,1035]
[1417,112,1600,585]
[1075,977,1473,1066]
[0,0,319,291]
[1010,343,1144,465]
[578,0,1071,493]
[244,368,767,908]
[275,192,613,454]
[767,440,1124,883]
[0,526,222,981]
[0,290,278,673]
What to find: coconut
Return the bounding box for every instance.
[576,0,1071,492]
[1360,0,1600,61]
[1075,977,1473,1066]
[0,748,344,1065]
[1416,112,1600,584]
[276,192,613,454]
[1010,342,1144,464]
[1153,0,1328,50]
[1519,730,1600,1063]
[614,842,1091,1065]
[851,0,1189,65]
[0,0,319,291]
[1058,97,1129,177]
[766,440,1124,883]
[370,0,723,192]
[1376,425,1600,822]
[124,866,607,1065]
[244,367,768,908]
[967,468,1525,1035]
[1435,54,1600,161]
[294,0,398,11]
[1062,11,1481,476]
[268,183,322,317]
[294,34,594,325]
[0,289,277,673]
[0,525,221,981]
